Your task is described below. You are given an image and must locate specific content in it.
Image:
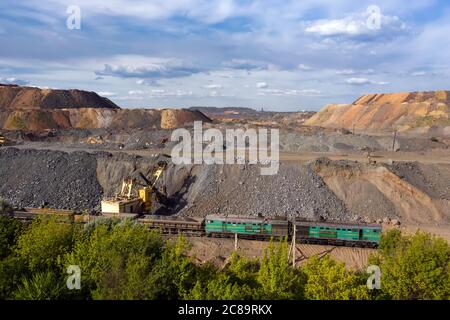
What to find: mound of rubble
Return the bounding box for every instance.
[306,90,450,134]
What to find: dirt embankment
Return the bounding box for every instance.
[0,84,119,110]
[305,90,450,135]
[0,84,211,130]
[0,108,212,131]
[188,237,374,270]
[310,159,450,227]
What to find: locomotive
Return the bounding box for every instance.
[139,214,382,248]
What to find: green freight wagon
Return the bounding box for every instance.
[293,220,382,248]
[205,214,288,239]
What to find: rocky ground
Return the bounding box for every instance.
[0,148,353,221]
[0,147,102,210]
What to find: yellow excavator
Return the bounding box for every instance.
[101,160,168,215]
[0,135,6,147]
[136,160,167,212]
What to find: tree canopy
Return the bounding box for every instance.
[0,211,449,300]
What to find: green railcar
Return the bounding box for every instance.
[294,221,381,247]
[205,214,288,238]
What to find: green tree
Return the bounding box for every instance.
[187,253,259,300]
[371,230,450,299]
[0,256,28,299]
[0,215,23,259]
[15,217,76,272]
[302,255,370,300]
[65,219,164,299]
[148,235,198,299]
[14,271,66,300]
[257,239,305,299]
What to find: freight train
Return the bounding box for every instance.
[138,214,382,248]
[7,209,382,248]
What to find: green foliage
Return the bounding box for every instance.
[1,215,449,301]
[257,239,304,299]
[0,256,28,299]
[14,271,67,300]
[16,217,76,272]
[302,255,370,300]
[187,253,260,300]
[0,215,23,259]
[147,235,198,299]
[371,230,450,300]
[65,219,164,299]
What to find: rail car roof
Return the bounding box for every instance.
[205,214,288,225]
[293,220,381,229]
[140,215,203,223]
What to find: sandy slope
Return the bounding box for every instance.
[305,91,450,134]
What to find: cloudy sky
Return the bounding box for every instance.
[1,0,450,111]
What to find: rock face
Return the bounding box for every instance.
[0,84,211,130]
[305,91,450,134]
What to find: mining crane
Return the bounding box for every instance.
[101,160,168,215]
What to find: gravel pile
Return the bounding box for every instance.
[390,161,450,200]
[0,148,102,210]
[0,147,356,220]
[169,162,354,221]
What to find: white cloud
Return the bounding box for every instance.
[336,69,356,75]
[345,77,389,85]
[298,64,313,71]
[202,84,222,89]
[97,91,116,97]
[127,88,193,97]
[223,59,269,71]
[336,68,375,75]
[128,90,147,95]
[0,77,29,85]
[305,12,408,41]
[256,82,268,88]
[136,79,159,86]
[258,88,321,96]
[346,78,370,85]
[409,71,437,77]
[95,55,201,80]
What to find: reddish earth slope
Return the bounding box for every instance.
[0,84,211,130]
[0,84,119,110]
[305,91,450,134]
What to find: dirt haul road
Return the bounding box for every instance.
[6,142,450,165]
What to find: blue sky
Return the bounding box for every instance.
[1,0,450,111]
